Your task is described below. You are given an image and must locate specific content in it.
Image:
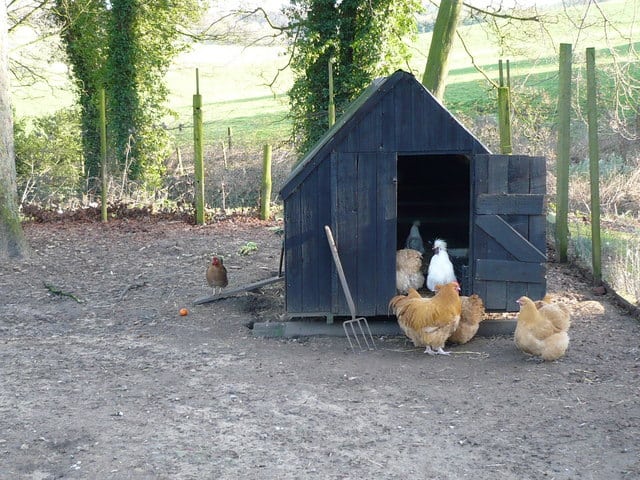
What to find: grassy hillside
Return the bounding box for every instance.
[9,0,640,149]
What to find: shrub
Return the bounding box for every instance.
[14,109,84,208]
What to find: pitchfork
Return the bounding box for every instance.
[324,225,376,352]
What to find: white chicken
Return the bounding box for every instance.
[396,249,425,294]
[426,238,457,292]
[405,220,425,254]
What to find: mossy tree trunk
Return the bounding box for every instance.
[421,0,462,101]
[54,0,107,193]
[0,1,29,258]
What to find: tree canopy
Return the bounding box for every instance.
[54,0,203,190]
[285,0,422,154]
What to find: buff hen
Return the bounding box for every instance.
[448,294,485,344]
[389,282,462,355]
[534,295,572,332]
[515,296,571,361]
[396,248,425,294]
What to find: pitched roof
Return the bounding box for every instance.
[279,69,488,200]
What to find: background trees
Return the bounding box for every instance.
[285,0,421,154]
[53,0,203,191]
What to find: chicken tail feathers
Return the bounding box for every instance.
[541,332,570,361]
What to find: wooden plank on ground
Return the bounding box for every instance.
[194,276,284,305]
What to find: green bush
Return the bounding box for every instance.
[14,108,84,207]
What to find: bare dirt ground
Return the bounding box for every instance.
[1,217,639,480]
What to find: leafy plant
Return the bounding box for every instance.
[238,241,258,256]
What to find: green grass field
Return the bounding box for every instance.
[9,0,640,148]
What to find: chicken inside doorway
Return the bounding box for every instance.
[396,153,471,292]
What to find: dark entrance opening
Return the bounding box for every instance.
[396,153,471,290]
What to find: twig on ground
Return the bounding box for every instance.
[44,282,84,303]
[118,281,148,301]
[450,350,490,357]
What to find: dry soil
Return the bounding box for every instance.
[1,218,639,479]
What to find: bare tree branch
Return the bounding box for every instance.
[455,30,498,89]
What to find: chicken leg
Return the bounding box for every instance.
[424,346,451,355]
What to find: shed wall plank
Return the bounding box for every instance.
[285,193,303,313]
[333,153,358,314]
[376,153,398,314]
[355,154,378,315]
[476,194,544,215]
[476,259,545,282]
[300,173,319,310]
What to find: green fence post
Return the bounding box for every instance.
[586,47,602,286]
[260,144,272,221]
[498,86,512,154]
[555,43,572,263]
[98,87,108,223]
[328,58,335,128]
[193,68,205,225]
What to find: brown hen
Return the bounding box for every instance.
[206,256,228,294]
[448,294,485,344]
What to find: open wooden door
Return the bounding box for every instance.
[471,154,546,311]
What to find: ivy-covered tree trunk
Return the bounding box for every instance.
[108,0,141,179]
[0,0,29,258]
[54,0,107,193]
[421,0,462,100]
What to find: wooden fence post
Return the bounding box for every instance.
[555,43,572,263]
[260,144,272,220]
[98,87,108,223]
[328,58,335,128]
[586,47,602,286]
[497,60,512,154]
[193,68,205,225]
[497,88,512,154]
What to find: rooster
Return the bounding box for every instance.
[396,248,424,294]
[405,220,425,254]
[206,256,228,294]
[426,238,457,292]
[515,296,571,361]
[389,282,462,355]
[448,294,485,344]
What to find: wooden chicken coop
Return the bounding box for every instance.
[278,70,546,319]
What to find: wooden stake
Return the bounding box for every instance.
[586,47,602,285]
[98,87,108,223]
[260,144,272,220]
[555,43,572,263]
[193,68,205,225]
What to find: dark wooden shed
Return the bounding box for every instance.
[279,70,546,319]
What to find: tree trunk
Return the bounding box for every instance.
[421,0,463,101]
[0,1,29,258]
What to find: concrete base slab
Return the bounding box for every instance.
[252,318,516,338]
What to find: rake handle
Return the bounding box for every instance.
[324,225,357,320]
